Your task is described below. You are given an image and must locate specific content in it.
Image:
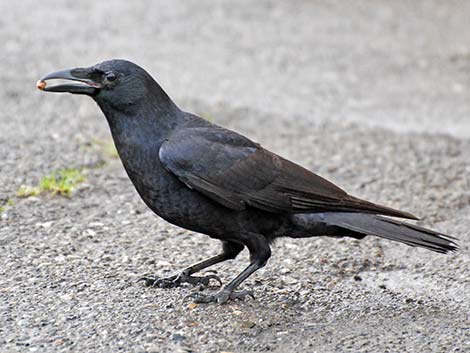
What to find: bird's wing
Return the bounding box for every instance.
[159,126,417,219]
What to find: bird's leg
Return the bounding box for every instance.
[140,241,244,288]
[190,233,271,304]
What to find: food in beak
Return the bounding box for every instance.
[37,80,47,90]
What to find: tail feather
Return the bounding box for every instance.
[320,212,458,254]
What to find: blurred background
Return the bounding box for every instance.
[3,0,469,138]
[1,1,469,352]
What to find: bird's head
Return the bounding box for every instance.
[37,59,174,113]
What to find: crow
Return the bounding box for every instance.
[38,60,458,303]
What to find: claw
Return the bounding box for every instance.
[138,275,178,288]
[234,290,255,301]
[140,272,223,289]
[155,277,179,288]
[138,276,157,287]
[200,274,223,287]
[137,275,156,284]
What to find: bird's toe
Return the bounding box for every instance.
[185,273,223,287]
[139,275,179,288]
[229,289,255,301]
[139,272,222,289]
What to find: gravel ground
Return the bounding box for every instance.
[1,1,469,352]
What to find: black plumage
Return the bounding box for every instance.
[38,60,458,303]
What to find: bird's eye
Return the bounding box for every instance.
[105,72,117,82]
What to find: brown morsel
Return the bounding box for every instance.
[36,80,46,90]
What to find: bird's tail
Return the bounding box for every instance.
[295,212,458,253]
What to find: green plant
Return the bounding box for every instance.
[16,186,40,197]
[103,141,119,158]
[0,198,14,213]
[16,168,86,198]
[91,138,119,159]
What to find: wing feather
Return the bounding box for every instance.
[159,126,417,219]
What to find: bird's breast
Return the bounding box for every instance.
[116,146,230,234]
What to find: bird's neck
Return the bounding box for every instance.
[98,91,181,139]
[97,99,182,171]
[95,76,181,137]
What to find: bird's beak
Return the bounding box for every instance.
[37,68,102,95]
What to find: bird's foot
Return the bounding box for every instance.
[189,289,255,304]
[139,271,222,289]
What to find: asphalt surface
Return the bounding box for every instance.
[1,1,469,352]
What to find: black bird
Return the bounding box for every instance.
[38,60,458,303]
